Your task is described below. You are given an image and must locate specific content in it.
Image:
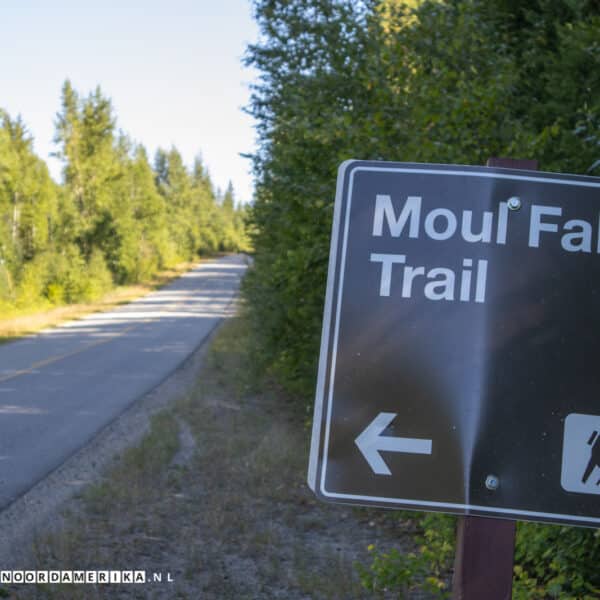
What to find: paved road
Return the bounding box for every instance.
[0,255,247,508]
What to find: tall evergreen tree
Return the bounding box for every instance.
[0,110,59,304]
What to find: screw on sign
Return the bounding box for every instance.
[507,196,522,211]
[307,156,600,600]
[484,475,499,491]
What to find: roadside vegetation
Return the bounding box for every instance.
[0,82,249,319]
[242,0,600,597]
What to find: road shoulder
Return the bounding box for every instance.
[0,318,216,571]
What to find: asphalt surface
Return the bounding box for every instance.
[0,255,247,509]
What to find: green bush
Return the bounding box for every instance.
[359,512,600,599]
[513,523,600,599]
[81,249,113,301]
[45,282,65,304]
[16,253,52,308]
[358,513,454,598]
[0,262,13,304]
[60,246,87,302]
[15,245,109,307]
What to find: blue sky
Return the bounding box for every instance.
[0,0,259,203]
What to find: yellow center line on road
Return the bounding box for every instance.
[0,322,141,385]
[0,284,231,386]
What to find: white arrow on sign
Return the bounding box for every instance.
[355,412,433,475]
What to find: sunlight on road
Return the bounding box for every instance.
[44,263,243,335]
[0,405,47,415]
[0,256,247,508]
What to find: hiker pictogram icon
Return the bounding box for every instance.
[561,413,600,495]
[582,430,600,485]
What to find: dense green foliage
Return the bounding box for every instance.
[244,0,600,396]
[358,513,455,596]
[0,82,248,312]
[244,0,600,596]
[360,515,600,598]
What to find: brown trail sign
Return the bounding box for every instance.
[308,157,600,597]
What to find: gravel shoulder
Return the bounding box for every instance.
[1,316,433,599]
[0,312,219,572]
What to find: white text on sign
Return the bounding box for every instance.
[370,195,598,303]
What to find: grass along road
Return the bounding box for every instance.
[4,316,441,599]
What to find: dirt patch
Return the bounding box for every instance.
[2,318,435,599]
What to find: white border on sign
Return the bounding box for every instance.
[316,161,600,525]
[308,160,355,490]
